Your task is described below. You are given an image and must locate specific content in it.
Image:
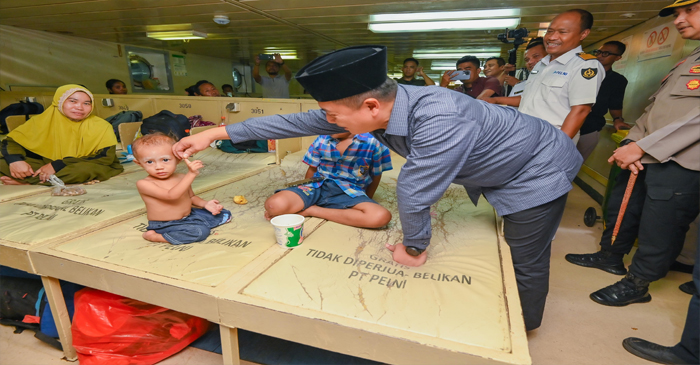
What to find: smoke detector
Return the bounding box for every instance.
[213,15,230,25]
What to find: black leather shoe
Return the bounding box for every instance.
[622,337,691,364]
[590,273,651,306]
[565,250,627,275]
[679,281,697,295]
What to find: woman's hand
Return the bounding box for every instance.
[9,161,34,180]
[32,163,56,182]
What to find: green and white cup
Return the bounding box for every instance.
[270,214,305,248]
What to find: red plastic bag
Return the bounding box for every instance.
[72,288,209,365]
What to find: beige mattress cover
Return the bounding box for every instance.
[0,161,143,203]
[49,151,312,286]
[0,149,275,246]
[240,160,511,352]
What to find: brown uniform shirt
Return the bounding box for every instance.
[626,46,700,171]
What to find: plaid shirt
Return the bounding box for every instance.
[302,134,392,197]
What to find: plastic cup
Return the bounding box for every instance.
[270,214,305,248]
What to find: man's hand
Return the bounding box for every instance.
[9,161,33,180]
[173,134,211,159]
[274,53,283,64]
[503,64,516,73]
[417,66,425,75]
[440,70,457,87]
[254,55,260,65]
[608,142,645,175]
[204,199,223,215]
[504,75,520,87]
[183,158,203,176]
[613,119,632,131]
[32,163,56,182]
[385,243,427,267]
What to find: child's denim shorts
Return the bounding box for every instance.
[278,180,376,210]
[147,208,232,245]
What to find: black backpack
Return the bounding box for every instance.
[0,276,62,350]
[0,101,45,134]
[216,140,269,154]
[140,110,190,141]
[105,111,143,142]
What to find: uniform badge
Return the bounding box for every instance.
[581,68,597,80]
[690,65,700,74]
[687,79,700,90]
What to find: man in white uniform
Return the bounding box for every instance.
[489,9,605,144]
[507,38,547,97]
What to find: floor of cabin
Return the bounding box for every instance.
[0,185,692,365]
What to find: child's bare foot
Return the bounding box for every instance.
[264,210,272,220]
[0,176,29,185]
[143,230,168,243]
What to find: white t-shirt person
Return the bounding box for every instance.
[253,54,292,99]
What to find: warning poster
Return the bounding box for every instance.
[638,22,678,62]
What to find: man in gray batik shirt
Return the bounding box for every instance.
[173,45,583,331]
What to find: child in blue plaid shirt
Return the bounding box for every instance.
[265,132,393,228]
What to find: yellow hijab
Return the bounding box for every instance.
[8,84,117,161]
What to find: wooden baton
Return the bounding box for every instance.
[611,172,638,245]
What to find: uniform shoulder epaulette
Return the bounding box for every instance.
[578,52,597,61]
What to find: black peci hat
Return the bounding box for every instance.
[296,45,388,102]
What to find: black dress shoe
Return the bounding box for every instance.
[565,250,627,275]
[590,273,651,306]
[679,281,697,295]
[622,337,691,364]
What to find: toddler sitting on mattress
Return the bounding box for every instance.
[132,133,231,244]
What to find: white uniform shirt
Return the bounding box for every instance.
[519,46,605,134]
[509,80,527,97]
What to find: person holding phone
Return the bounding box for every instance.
[253,53,292,98]
[439,55,502,100]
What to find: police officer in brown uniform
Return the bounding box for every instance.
[568,1,700,362]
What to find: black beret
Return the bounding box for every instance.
[296,45,388,102]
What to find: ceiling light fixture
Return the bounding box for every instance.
[370,18,520,33]
[414,47,501,54]
[147,30,207,40]
[416,52,502,59]
[264,47,299,59]
[370,9,520,22]
[369,9,520,33]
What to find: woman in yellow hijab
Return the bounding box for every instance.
[0,84,124,185]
